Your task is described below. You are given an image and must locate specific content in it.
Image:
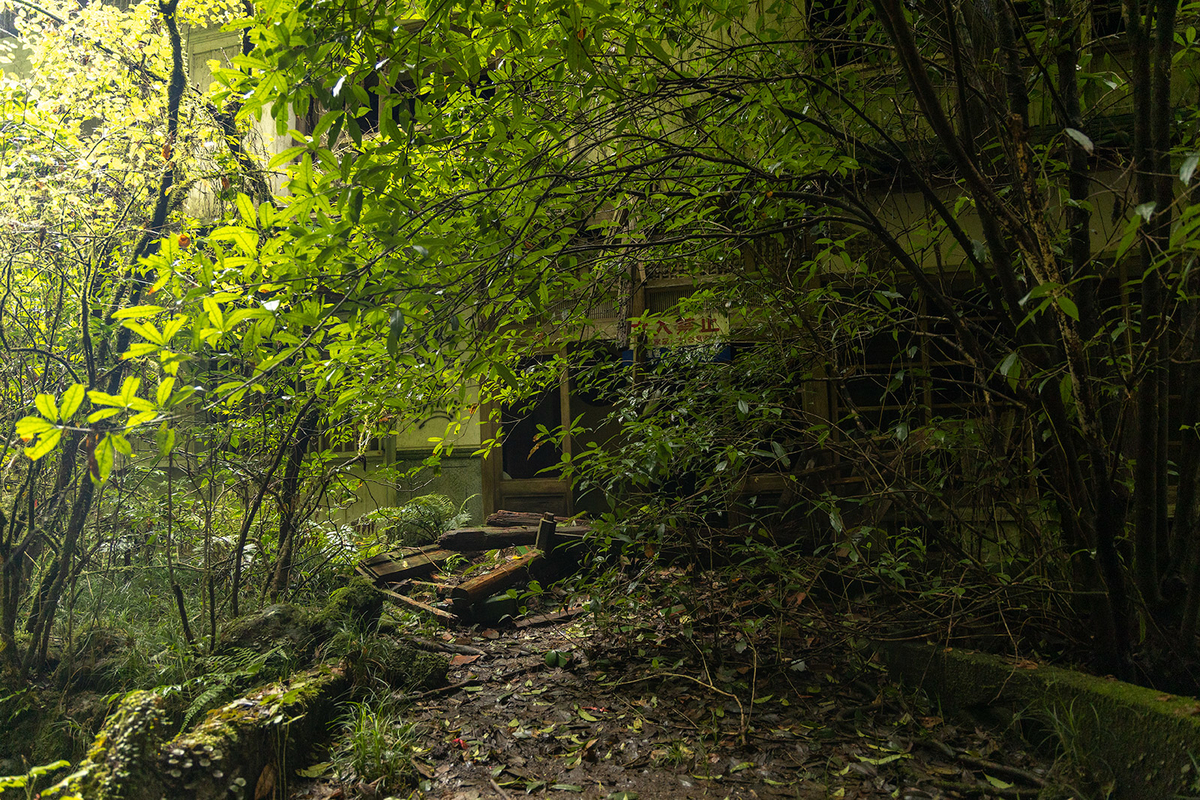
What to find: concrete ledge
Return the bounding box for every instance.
[874,641,1200,799]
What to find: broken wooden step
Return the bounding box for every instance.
[486,509,552,527]
[437,524,590,551]
[357,548,460,584]
[450,551,543,606]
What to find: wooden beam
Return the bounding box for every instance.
[380,588,460,627]
[437,525,589,551]
[536,514,558,556]
[450,551,542,605]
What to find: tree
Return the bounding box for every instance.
[0,0,266,672]
[16,0,1200,678]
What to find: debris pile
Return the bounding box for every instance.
[356,512,591,627]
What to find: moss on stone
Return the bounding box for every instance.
[43,666,350,800]
[43,690,171,800]
[216,603,314,658]
[312,576,384,635]
[354,636,448,691]
[875,641,1200,798]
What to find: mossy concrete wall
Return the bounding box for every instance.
[875,641,1200,798]
[44,665,349,800]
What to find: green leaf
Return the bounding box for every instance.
[268,144,309,169]
[494,361,518,388]
[87,390,123,407]
[1181,153,1200,186]
[1055,295,1079,320]
[86,408,123,423]
[123,342,160,359]
[998,351,1021,390]
[34,393,58,422]
[156,424,177,457]
[25,428,62,460]
[225,308,270,329]
[984,774,1014,789]
[157,377,176,407]
[126,410,159,429]
[123,320,164,345]
[91,435,115,483]
[1135,201,1157,222]
[16,416,55,440]
[161,316,187,343]
[550,785,583,792]
[1064,127,1093,154]
[211,225,259,256]
[111,434,133,457]
[112,305,166,320]
[387,309,405,357]
[856,752,908,765]
[236,193,257,226]
[59,384,86,419]
[119,377,142,406]
[296,762,332,778]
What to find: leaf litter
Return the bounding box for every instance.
[290,581,1056,800]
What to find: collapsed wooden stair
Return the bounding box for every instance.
[356,513,589,626]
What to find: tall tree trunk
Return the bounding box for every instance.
[267,405,321,601]
[268,407,321,599]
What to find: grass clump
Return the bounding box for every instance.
[329,697,417,795]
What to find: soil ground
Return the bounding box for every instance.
[290,595,1058,800]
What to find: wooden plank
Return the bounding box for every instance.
[437,525,590,551]
[486,510,547,527]
[450,551,542,604]
[380,588,460,627]
[536,514,558,556]
[359,549,459,583]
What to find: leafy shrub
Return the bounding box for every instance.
[360,494,471,548]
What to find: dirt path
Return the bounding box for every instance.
[295,606,1055,800]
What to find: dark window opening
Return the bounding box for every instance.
[501,366,563,480]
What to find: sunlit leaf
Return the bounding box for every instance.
[112,305,166,320]
[34,393,58,423]
[59,384,86,419]
[26,430,62,460]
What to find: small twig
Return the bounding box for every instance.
[400,678,481,703]
[916,738,1046,788]
[834,698,884,721]
[489,777,514,800]
[928,778,1040,798]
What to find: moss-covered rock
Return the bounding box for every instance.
[218,579,384,661]
[44,690,173,800]
[0,684,114,769]
[353,636,448,691]
[217,603,314,658]
[312,576,384,635]
[56,627,136,692]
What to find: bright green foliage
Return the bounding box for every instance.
[187,0,1200,674]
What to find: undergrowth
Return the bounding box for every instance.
[328,694,418,795]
